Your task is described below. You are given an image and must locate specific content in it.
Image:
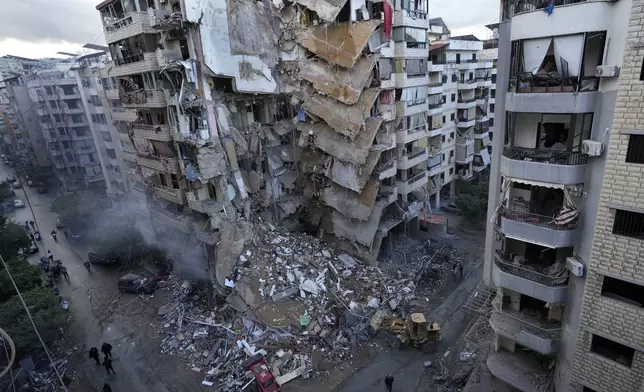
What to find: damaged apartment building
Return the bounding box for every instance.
[96,0,432,265]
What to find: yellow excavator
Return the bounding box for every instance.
[370,311,441,353]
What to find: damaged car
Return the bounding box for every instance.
[117,273,159,294]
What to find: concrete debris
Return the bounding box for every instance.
[155,228,460,389]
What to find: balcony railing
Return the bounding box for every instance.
[407,148,427,160]
[458,97,476,104]
[503,146,588,165]
[428,82,442,87]
[407,171,426,185]
[458,116,475,123]
[115,53,145,66]
[500,206,578,230]
[502,0,590,21]
[510,73,599,93]
[494,250,570,286]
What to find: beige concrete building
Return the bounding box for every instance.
[483,0,637,391]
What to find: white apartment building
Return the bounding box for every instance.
[483,0,635,391]
[427,19,494,208]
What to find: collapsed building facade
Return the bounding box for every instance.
[95,0,433,278]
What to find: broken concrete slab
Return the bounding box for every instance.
[297,20,382,68]
[320,182,378,221]
[272,286,299,302]
[300,88,380,141]
[214,221,255,288]
[299,56,378,105]
[292,0,348,22]
[338,253,359,269]
[297,117,382,166]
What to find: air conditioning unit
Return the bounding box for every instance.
[581,140,603,156]
[595,65,620,78]
[566,256,585,277]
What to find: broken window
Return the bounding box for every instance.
[590,334,634,367]
[613,209,644,239]
[403,113,427,131]
[626,135,644,164]
[392,27,427,49]
[601,276,644,308]
[405,59,428,76]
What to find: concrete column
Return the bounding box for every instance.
[435,188,441,209]
[449,179,455,199]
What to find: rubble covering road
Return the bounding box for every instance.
[156,223,462,390]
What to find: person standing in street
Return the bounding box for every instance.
[103,383,112,392]
[103,357,115,375]
[47,249,53,261]
[458,262,463,278]
[101,342,113,359]
[64,230,69,240]
[84,260,91,272]
[384,374,394,392]
[89,347,101,365]
[60,265,70,282]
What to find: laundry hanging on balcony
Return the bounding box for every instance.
[490,177,512,224]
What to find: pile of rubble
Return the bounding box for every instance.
[155,224,458,389]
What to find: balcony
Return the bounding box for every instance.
[428,155,442,176]
[111,109,138,122]
[393,9,429,29]
[456,140,474,164]
[131,123,173,142]
[378,103,396,122]
[498,207,579,249]
[374,159,397,180]
[111,52,160,77]
[457,116,475,128]
[427,101,443,116]
[429,123,443,137]
[149,208,193,234]
[493,249,569,303]
[396,171,428,194]
[103,12,156,44]
[120,89,167,108]
[393,42,429,59]
[506,87,599,113]
[427,176,442,195]
[477,78,492,88]
[396,124,429,144]
[395,74,429,89]
[456,60,479,70]
[398,147,428,170]
[501,147,588,185]
[490,310,561,355]
[457,98,476,109]
[135,155,181,174]
[428,82,443,95]
[105,89,119,100]
[153,184,185,205]
[457,79,477,90]
[487,350,553,392]
[148,8,184,30]
[396,100,428,117]
[476,114,489,123]
[379,186,399,205]
[510,74,599,94]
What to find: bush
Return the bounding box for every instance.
[0,216,31,261]
[0,261,42,302]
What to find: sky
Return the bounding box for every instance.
[0,0,499,59]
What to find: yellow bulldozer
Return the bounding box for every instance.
[370,311,441,353]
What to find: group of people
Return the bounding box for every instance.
[89,343,115,391]
[40,254,69,284]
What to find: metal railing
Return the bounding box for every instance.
[492,301,563,335]
[428,82,442,87]
[494,250,570,286]
[502,0,590,21]
[407,171,426,185]
[500,206,578,230]
[510,73,599,93]
[458,116,475,123]
[458,97,476,104]
[406,148,427,160]
[502,146,589,165]
[115,53,145,66]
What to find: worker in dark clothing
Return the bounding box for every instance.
[103,357,115,375]
[89,347,101,365]
[83,260,91,272]
[458,262,463,278]
[103,383,112,392]
[101,342,113,359]
[384,374,394,392]
[60,265,70,282]
[64,230,69,240]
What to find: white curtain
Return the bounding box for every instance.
[553,34,585,77]
[523,37,552,74]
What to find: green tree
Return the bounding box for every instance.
[0,288,66,356]
[0,216,31,261]
[0,261,42,302]
[50,193,98,230]
[0,181,14,201]
[454,179,489,226]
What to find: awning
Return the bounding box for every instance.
[429,43,449,51]
[505,177,565,190]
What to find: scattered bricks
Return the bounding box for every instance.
[272,286,299,302]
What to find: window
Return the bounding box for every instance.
[441,153,445,161]
[456,54,461,64]
[626,135,644,163]
[601,276,644,307]
[450,132,454,139]
[449,168,454,175]
[472,53,476,61]
[450,94,455,102]
[450,113,455,121]
[590,334,634,367]
[442,115,446,123]
[107,149,117,159]
[492,74,497,84]
[451,74,457,82]
[489,118,494,127]
[101,132,112,142]
[75,128,89,137]
[58,128,66,136]
[92,114,107,124]
[449,150,454,157]
[441,135,445,143]
[491,89,496,98]
[490,104,495,113]
[613,209,644,239]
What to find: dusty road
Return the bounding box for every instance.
[0,165,204,391]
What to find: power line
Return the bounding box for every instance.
[0,254,69,392]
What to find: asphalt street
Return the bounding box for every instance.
[0,164,200,392]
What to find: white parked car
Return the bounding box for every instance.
[13,199,25,208]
